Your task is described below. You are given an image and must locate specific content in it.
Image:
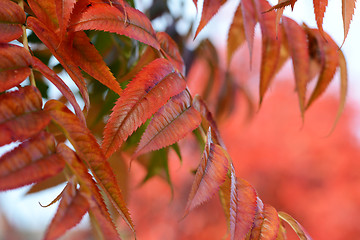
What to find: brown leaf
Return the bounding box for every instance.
[0,0,26,43]
[241,0,258,63]
[278,211,313,240]
[227,3,246,65]
[0,43,32,92]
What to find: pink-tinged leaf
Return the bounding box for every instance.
[241,0,258,63]
[282,17,309,118]
[185,128,229,213]
[0,86,51,146]
[254,0,281,104]
[194,0,227,39]
[305,29,339,110]
[55,0,77,39]
[227,3,246,66]
[102,58,186,158]
[134,90,201,156]
[28,0,59,30]
[278,212,313,240]
[69,4,160,49]
[45,100,134,232]
[230,175,258,240]
[72,32,123,95]
[0,0,26,43]
[0,43,32,92]
[0,132,65,190]
[157,32,185,75]
[57,143,122,240]
[32,56,86,125]
[341,0,357,46]
[44,181,89,240]
[27,17,90,112]
[313,0,328,37]
[249,204,280,240]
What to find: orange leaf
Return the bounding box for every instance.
[278,211,313,240]
[305,28,339,109]
[55,0,77,39]
[157,32,185,75]
[0,43,32,92]
[134,90,201,157]
[194,0,227,39]
[0,0,26,43]
[44,181,89,240]
[72,31,123,95]
[282,17,310,118]
[254,0,282,104]
[185,128,229,214]
[241,0,258,63]
[312,0,328,37]
[45,100,134,232]
[0,132,65,190]
[0,86,50,146]
[227,3,246,66]
[32,56,86,125]
[28,0,59,30]
[102,58,186,158]
[341,0,357,46]
[69,4,160,49]
[57,143,121,239]
[249,204,280,240]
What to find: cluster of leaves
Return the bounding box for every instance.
[0,0,354,239]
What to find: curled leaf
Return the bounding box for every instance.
[278,211,313,240]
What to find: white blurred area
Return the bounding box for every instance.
[1,0,360,238]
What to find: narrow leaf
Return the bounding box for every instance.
[278,211,313,240]
[0,43,32,92]
[254,0,281,104]
[227,3,246,66]
[134,89,201,156]
[27,171,67,195]
[55,0,77,39]
[249,204,280,240]
[27,0,59,30]
[194,0,227,39]
[102,58,186,158]
[341,0,357,46]
[45,182,89,240]
[313,0,328,37]
[0,0,26,43]
[185,128,229,214]
[57,143,121,240]
[0,132,65,190]
[69,4,160,49]
[0,86,50,146]
[157,32,185,75]
[32,56,86,125]
[282,17,310,118]
[241,0,258,63]
[45,100,134,232]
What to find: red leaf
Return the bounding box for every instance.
[45,100,134,232]
[0,86,50,146]
[32,56,86,125]
[0,132,65,190]
[102,58,186,158]
[194,0,227,39]
[28,0,59,30]
[241,0,258,63]
[27,17,90,112]
[0,0,26,43]
[57,143,121,239]
[44,182,89,240]
[313,0,328,37]
[282,17,310,118]
[72,32,123,95]
[157,32,185,75]
[341,0,357,45]
[278,212,313,240]
[192,0,198,9]
[134,90,201,156]
[185,128,229,213]
[69,4,160,49]
[249,204,280,240]
[55,0,77,38]
[254,0,282,104]
[305,28,339,109]
[0,43,32,92]
[227,3,246,65]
